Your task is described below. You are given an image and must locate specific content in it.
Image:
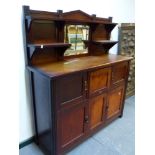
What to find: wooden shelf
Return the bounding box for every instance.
[27,42,71,48]
[92,40,118,45]
[93,40,118,51]
[83,40,118,52]
[83,40,118,45]
[104,23,117,32]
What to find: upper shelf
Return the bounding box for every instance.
[83,40,118,51]
[92,40,118,45]
[27,42,71,48]
[104,23,117,32]
[83,40,118,45]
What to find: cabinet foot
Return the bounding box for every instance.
[119,114,123,118]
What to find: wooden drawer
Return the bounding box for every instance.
[112,62,128,85]
[89,67,111,96]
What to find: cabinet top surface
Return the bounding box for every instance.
[28,54,132,78]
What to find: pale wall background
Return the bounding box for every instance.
[19,0,135,143]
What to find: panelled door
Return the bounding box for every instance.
[106,85,125,121]
[88,67,110,131]
[57,101,88,153]
[89,93,107,130]
[55,72,88,153]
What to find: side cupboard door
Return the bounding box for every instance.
[55,72,88,154]
[57,101,88,154]
[106,85,125,121]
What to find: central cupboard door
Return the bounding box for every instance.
[89,93,107,130]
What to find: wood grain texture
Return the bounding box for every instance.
[89,93,106,129]
[29,54,132,78]
[107,85,125,120]
[91,24,108,40]
[26,9,113,24]
[33,72,54,154]
[112,61,128,85]
[28,20,57,43]
[55,72,85,108]
[57,102,86,152]
[89,67,111,94]
[23,6,132,155]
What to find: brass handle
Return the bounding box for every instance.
[118,92,121,96]
[85,115,89,123]
[84,81,88,91]
[98,90,102,94]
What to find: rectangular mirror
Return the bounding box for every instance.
[64,25,89,56]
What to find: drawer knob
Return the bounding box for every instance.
[99,90,102,94]
[118,92,121,95]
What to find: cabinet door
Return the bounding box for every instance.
[89,67,111,96]
[57,102,87,152]
[55,72,86,108]
[112,62,128,85]
[89,93,107,130]
[106,85,125,120]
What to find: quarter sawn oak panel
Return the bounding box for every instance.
[89,93,107,129]
[107,85,125,120]
[112,62,128,85]
[89,67,111,95]
[57,102,86,151]
[55,72,85,107]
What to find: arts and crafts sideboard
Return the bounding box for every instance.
[23,5,132,155]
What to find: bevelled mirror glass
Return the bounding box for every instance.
[64,25,89,56]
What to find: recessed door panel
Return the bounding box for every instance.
[89,93,107,130]
[89,68,111,95]
[107,86,125,119]
[57,102,87,150]
[55,72,85,106]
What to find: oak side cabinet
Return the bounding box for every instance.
[23,6,132,155]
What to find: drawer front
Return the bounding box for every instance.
[112,62,128,85]
[89,67,111,96]
[55,72,86,108]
